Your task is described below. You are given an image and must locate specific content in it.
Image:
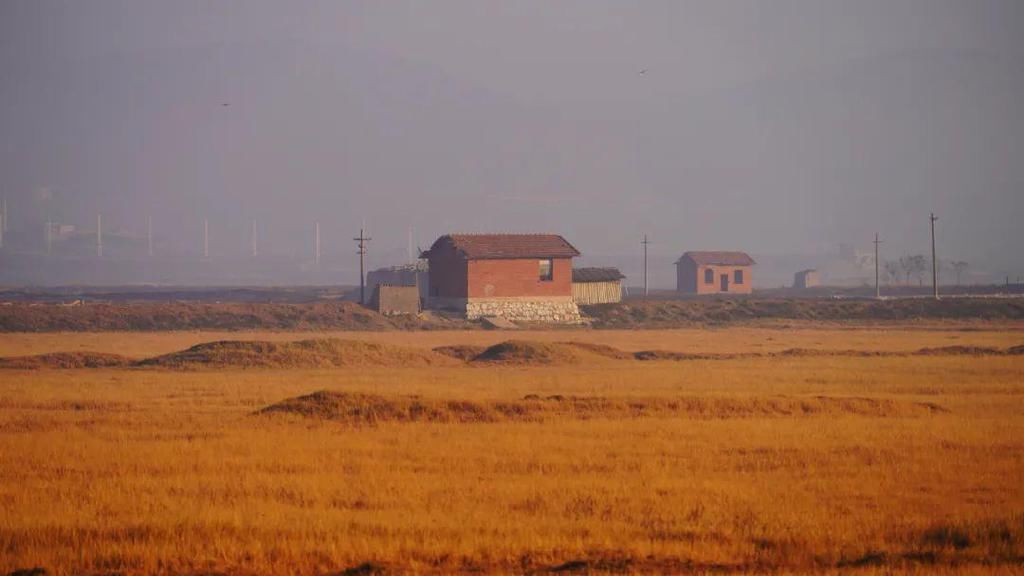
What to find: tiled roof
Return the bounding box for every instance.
[572,267,625,283]
[676,251,756,266]
[427,234,580,260]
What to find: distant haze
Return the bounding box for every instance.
[1,1,1022,286]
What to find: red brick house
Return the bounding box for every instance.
[423,234,582,322]
[676,251,755,295]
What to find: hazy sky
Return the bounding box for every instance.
[2,0,1022,271]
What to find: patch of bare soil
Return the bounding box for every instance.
[0,398,131,411]
[634,345,1023,362]
[137,339,457,369]
[582,298,1024,328]
[0,301,471,332]
[560,341,635,360]
[432,344,488,361]
[914,345,1005,356]
[257,391,946,424]
[633,350,739,361]
[0,352,134,369]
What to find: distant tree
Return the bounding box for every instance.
[884,261,901,286]
[951,261,969,285]
[909,255,928,286]
[898,256,914,285]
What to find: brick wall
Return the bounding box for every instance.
[467,258,573,298]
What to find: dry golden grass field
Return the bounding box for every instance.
[1,325,1023,575]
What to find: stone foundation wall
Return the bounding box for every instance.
[429,297,582,323]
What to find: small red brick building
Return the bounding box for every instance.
[676,251,756,295]
[423,234,582,322]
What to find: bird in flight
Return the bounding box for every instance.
[639,69,647,75]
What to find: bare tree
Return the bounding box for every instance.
[951,261,969,285]
[884,261,901,286]
[909,254,928,286]
[898,256,914,285]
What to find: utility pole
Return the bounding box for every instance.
[930,212,939,300]
[45,220,52,255]
[97,213,103,258]
[874,233,882,299]
[147,214,154,258]
[354,227,371,304]
[641,234,651,299]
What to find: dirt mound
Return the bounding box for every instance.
[633,350,723,361]
[0,398,130,411]
[257,391,502,424]
[258,391,945,424]
[0,352,134,369]
[914,345,1004,356]
[432,344,488,361]
[471,340,631,365]
[631,345,1024,362]
[562,342,635,360]
[471,341,584,365]
[139,339,456,369]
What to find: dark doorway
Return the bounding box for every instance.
[720,274,729,292]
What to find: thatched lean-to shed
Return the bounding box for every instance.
[572,267,625,305]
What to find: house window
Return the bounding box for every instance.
[734,270,744,284]
[704,269,714,284]
[539,259,553,281]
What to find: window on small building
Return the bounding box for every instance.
[539,259,553,281]
[704,269,714,284]
[734,270,744,284]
